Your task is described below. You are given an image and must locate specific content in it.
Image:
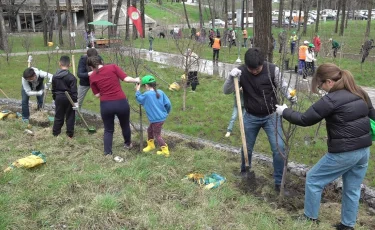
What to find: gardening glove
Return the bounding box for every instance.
[275,104,288,116]
[36,90,43,96]
[229,68,242,78]
[288,95,297,104]
[72,103,79,111]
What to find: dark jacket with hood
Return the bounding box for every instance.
[283,89,375,153]
[52,69,78,102]
[77,55,103,86]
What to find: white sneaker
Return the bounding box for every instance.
[225,132,231,137]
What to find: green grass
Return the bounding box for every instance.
[1,53,375,188]
[0,118,374,229]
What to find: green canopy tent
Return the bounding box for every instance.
[88,20,116,38]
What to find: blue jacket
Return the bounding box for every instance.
[136,89,171,123]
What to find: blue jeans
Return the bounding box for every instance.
[21,87,44,120]
[304,147,369,227]
[227,103,244,132]
[240,112,285,185]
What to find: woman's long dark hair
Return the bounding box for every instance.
[146,82,160,99]
[311,63,368,103]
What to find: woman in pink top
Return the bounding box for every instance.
[88,56,140,156]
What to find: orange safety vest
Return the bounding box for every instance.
[299,45,308,60]
[212,38,221,49]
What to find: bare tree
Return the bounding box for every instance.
[231,0,235,29]
[113,0,124,36]
[126,0,130,40]
[302,0,310,36]
[82,0,88,32]
[182,0,191,29]
[56,0,63,46]
[224,0,228,29]
[198,0,204,29]
[253,0,273,62]
[132,0,138,39]
[0,2,8,51]
[66,0,75,49]
[87,0,94,32]
[278,0,284,28]
[334,0,341,34]
[315,0,321,33]
[365,0,373,38]
[339,0,346,36]
[297,0,302,31]
[5,0,27,32]
[108,0,113,37]
[21,35,32,54]
[40,0,48,46]
[208,0,215,28]
[140,0,145,38]
[289,0,295,28]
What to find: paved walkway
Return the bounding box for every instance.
[3,48,375,105]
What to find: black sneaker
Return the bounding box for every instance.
[333,223,354,230]
[124,143,133,150]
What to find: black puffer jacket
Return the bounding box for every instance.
[283,89,375,153]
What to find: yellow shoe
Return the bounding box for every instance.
[143,139,155,152]
[156,145,170,157]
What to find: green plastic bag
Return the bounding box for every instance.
[370,119,375,141]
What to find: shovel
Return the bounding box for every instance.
[233,77,250,173]
[64,91,96,134]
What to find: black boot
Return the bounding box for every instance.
[333,223,354,230]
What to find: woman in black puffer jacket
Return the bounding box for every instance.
[276,63,375,230]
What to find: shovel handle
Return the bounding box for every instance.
[233,77,249,167]
[64,91,90,129]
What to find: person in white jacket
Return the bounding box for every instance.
[305,43,317,77]
[21,67,53,122]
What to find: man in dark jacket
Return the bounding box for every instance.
[223,48,297,192]
[52,56,77,138]
[77,48,102,111]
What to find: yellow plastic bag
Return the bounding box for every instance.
[4,151,46,172]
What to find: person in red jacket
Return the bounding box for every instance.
[313,34,321,57]
[87,56,140,156]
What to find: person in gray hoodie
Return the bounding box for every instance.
[51,56,78,138]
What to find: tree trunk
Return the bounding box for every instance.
[232,0,235,29]
[224,0,228,29]
[82,0,88,32]
[339,0,346,36]
[126,0,130,40]
[132,0,138,39]
[0,4,8,51]
[297,1,302,32]
[208,0,214,28]
[315,0,321,33]
[345,6,349,28]
[278,0,284,28]
[113,0,123,36]
[302,1,309,36]
[48,13,54,42]
[241,0,245,29]
[198,0,203,29]
[66,0,74,48]
[140,0,145,38]
[246,0,249,28]
[87,0,94,32]
[40,0,48,46]
[183,1,191,29]
[334,0,341,34]
[56,0,63,46]
[253,0,273,62]
[289,0,294,28]
[365,0,373,37]
[108,0,113,37]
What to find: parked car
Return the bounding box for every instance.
[208,19,225,27]
[272,19,297,28]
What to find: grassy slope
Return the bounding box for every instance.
[0,118,373,229]
[1,54,374,188]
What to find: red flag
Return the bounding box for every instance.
[127,6,144,38]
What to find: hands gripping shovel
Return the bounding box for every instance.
[233,76,250,175]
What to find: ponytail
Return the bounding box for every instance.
[148,82,160,99]
[330,69,368,103]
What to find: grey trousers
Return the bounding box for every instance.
[77,85,90,110]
